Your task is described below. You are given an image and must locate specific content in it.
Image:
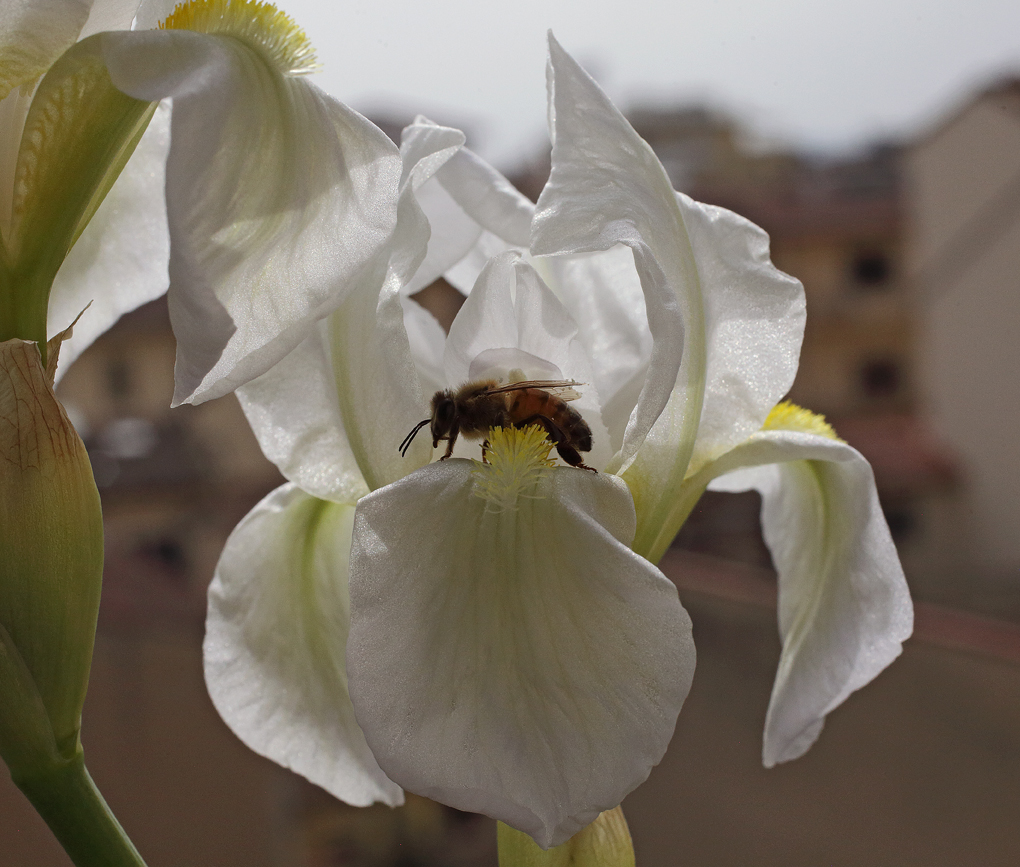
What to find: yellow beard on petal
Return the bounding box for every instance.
[471,425,556,513]
[763,400,842,441]
[160,0,318,75]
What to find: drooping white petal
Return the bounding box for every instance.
[47,100,169,376]
[347,461,694,848]
[205,483,403,807]
[533,35,690,475]
[705,430,913,766]
[0,0,91,101]
[235,325,368,504]
[101,27,402,405]
[680,194,805,473]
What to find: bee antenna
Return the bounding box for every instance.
[399,419,431,456]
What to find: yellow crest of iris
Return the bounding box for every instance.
[472,425,557,512]
[161,0,318,75]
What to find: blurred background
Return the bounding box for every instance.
[2,0,1020,864]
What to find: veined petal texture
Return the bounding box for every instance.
[347,461,694,848]
[0,0,91,101]
[101,24,402,404]
[707,431,913,766]
[205,483,402,807]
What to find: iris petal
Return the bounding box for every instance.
[347,461,694,848]
[534,34,690,476]
[705,430,913,766]
[101,26,402,404]
[205,483,403,807]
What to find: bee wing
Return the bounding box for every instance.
[481,379,585,401]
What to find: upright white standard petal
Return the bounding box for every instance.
[205,483,403,807]
[101,6,402,404]
[700,418,912,766]
[624,195,806,561]
[534,35,688,477]
[402,116,533,296]
[347,458,694,849]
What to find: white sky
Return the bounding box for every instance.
[281,0,1020,170]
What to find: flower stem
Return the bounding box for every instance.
[13,751,147,867]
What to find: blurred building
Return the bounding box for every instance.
[905,77,1020,598]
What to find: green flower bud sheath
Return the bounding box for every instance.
[498,808,637,867]
[0,338,144,867]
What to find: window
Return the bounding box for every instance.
[860,358,901,398]
[850,250,891,289]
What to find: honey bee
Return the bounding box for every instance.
[399,379,596,471]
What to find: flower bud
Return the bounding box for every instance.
[0,338,103,773]
[497,807,636,867]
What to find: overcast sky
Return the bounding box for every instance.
[281,0,1020,169]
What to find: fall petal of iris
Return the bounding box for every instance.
[204,483,402,807]
[707,431,913,766]
[347,461,694,848]
[101,27,401,405]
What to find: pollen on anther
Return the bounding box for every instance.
[471,426,556,512]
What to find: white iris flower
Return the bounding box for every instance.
[206,35,912,849]
[0,0,400,400]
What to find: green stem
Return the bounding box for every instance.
[13,751,147,867]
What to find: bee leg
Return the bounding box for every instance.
[555,442,597,472]
[515,415,597,473]
[439,427,459,460]
[481,438,491,464]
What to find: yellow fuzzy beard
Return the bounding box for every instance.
[471,425,556,512]
[160,0,318,75]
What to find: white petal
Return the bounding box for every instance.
[534,35,690,475]
[80,0,139,37]
[326,121,468,489]
[400,116,533,295]
[204,483,402,807]
[680,194,805,474]
[444,254,613,467]
[622,195,806,558]
[101,29,402,405]
[706,431,913,766]
[235,325,368,504]
[534,247,649,454]
[47,100,169,376]
[401,295,446,396]
[347,462,694,848]
[0,0,91,100]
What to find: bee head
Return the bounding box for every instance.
[430,391,457,445]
